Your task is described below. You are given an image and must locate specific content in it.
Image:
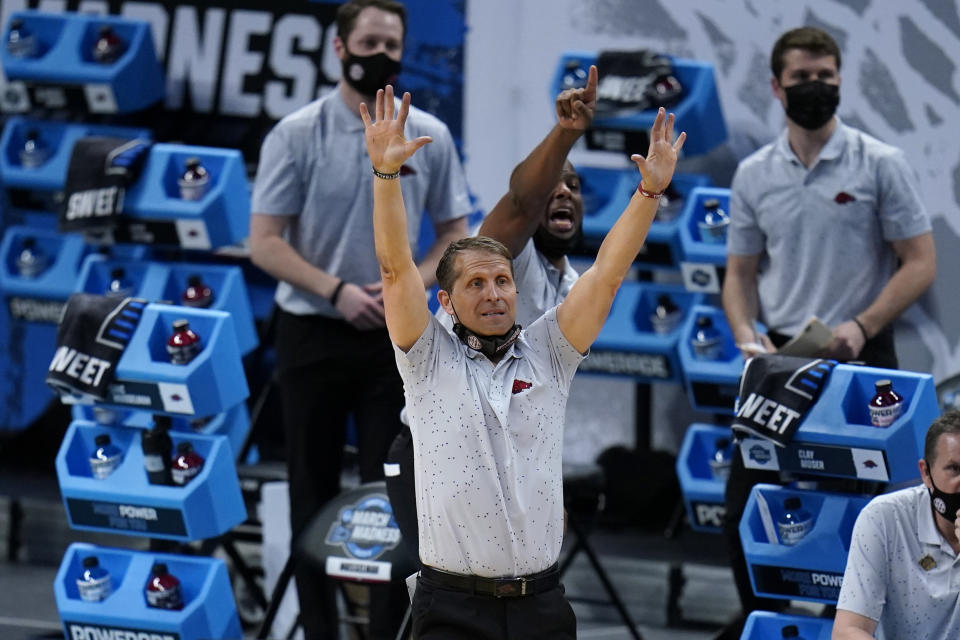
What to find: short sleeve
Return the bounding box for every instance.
[510,239,538,290]
[524,306,585,392]
[423,124,472,225]
[393,315,459,396]
[836,501,889,621]
[726,164,766,256]
[251,124,305,216]
[875,149,933,241]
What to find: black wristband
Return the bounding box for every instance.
[329,280,347,306]
[852,316,870,342]
[372,166,401,180]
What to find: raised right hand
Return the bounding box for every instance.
[556,65,597,131]
[334,282,386,330]
[360,85,432,174]
[630,107,686,194]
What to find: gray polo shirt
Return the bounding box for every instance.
[727,118,931,335]
[252,91,472,316]
[436,239,579,330]
[837,485,960,639]
[395,307,584,577]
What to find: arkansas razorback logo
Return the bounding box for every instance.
[834,191,856,204]
[512,379,532,394]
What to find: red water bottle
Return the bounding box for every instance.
[167,319,201,365]
[869,379,903,427]
[145,562,183,610]
[92,25,125,64]
[171,442,205,486]
[182,275,214,308]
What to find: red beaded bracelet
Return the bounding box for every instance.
[637,184,664,199]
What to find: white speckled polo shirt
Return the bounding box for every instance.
[837,485,960,639]
[394,306,584,577]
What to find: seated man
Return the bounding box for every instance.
[362,86,684,638]
[833,410,960,639]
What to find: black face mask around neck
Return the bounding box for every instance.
[448,300,521,360]
[533,223,583,262]
[929,474,960,522]
[341,51,401,97]
[452,322,522,360]
[784,80,839,130]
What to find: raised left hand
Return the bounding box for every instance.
[360,85,432,174]
[630,107,686,193]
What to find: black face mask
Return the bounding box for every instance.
[452,322,521,360]
[928,474,960,522]
[449,300,521,360]
[784,81,839,130]
[342,51,401,97]
[533,223,583,261]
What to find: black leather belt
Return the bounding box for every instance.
[419,563,560,598]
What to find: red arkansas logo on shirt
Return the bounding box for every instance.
[834,191,856,204]
[512,379,533,394]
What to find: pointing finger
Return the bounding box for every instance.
[585,65,598,100]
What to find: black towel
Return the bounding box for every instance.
[732,354,837,447]
[46,293,147,400]
[59,136,152,233]
[595,49,683,117]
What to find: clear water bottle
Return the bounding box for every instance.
[76,556,112,602]
[709,437,733,481]
[178,157,210,201]
[89,434,123,480]
[691,316,722,360]
[869,379,903,427]
[697,198,730,244]
[167,320,202,365]
[777,496,814,546]
[15,237,49,278]
[92,25,125,64]
[106,267,133,298]
[145,563,183,610]
[19,129,49,169]
[650,294,682,335]
[6,18,38,58]
[561,61,588,90]
[182,274,214,308]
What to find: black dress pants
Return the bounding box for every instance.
[276,311,406,639]
[385,425,420,560]
[412,576,577,639]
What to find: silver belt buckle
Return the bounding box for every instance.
[493,576,526,597]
